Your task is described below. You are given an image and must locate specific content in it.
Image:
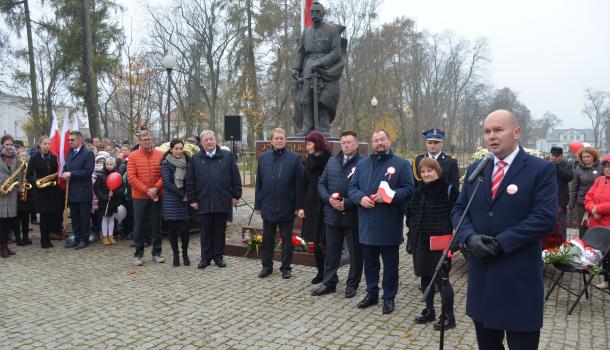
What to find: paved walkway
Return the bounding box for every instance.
[1,188,609,349]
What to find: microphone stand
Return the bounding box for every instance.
[422,175,485,350]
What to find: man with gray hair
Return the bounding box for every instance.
[186,130,242,269]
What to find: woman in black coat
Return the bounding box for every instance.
[161,139,191,267]
[297,131,331,284]
[26,136,65,249]
[406,157,458,330]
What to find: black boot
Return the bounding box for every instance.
[311,245,324,284]
[181,229,190,266]
[169,230,180,267]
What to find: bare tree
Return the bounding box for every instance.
[583,88,610,149]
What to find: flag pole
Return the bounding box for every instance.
[300,0,305,33]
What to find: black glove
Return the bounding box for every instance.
[466,234,501,264]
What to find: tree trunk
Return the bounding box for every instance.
[81,0,101,137]
[24,0,41,138]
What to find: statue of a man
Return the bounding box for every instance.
[292,2,346,137]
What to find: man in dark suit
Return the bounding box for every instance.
[550,146,573,239]
[452,110,557,349]
[186,130,242,269]
[348,129,415,314]
[63,131,95,250]
[313,131,365,298]
[255,128,304,279]
[413,128,459,189]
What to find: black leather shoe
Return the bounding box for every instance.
[433,315,456,330]
[345,286,357,299]
[311,284,336,296]
[198,259,211,269]
[74,242,88,250]
[64,241,79,248]
[415,308,436,324]
[357,295,379,309]
[258,269,272,278]
[214,258,227,268]
[23,239,33,245]
[183,254,190,266]
[282,270,292,279]
[383,298,395,314]
[311,273,323,284]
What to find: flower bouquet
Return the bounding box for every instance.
[542,237,603,274]
[472,147,544,161]
[276,235,309,252]
[243,231,263,257]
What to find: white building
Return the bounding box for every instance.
[0,91,76,144]
[536,128,605,154]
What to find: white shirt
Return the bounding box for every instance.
[492,146,520,176]
[205,148,216,157]
[427,152,440,160]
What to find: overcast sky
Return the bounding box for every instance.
[378,0,610,129]
[120,0,610,129]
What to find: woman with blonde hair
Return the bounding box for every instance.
[569,146,602,237]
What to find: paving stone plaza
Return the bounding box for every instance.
[1,188,609,349]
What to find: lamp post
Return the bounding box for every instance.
[162,54,176,142]
[371,96,378,130]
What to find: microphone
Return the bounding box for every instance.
[467,152,495,183]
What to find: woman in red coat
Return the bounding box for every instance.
[584,154,610,289]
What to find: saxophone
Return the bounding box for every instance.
[19,160,32,202]
[36,172,58,189]
[0,161,26,196]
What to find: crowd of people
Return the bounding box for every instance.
[2,109,609,350]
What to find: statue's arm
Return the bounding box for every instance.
[315,27,342,68]
[292,32,306,75]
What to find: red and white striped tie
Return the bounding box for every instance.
[491,160,507,198]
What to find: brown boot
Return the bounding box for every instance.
[0,244,9,258]
[101,237,110,246]
[108,236,117,245]
[50,232,64,240]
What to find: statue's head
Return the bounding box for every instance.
[310,2,325,24]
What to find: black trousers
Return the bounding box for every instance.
[69,201,92,244]
[200,213,227,261]
[261,220,294,272]
[132,199,162,258]
[167,220,189,256]
[421,273,454,318]
[473,320,540,350]
[14,210,30,242]
[0,217,16,244]
[322,224,363,289]
[363,244,399,299]
[40,210,62,246]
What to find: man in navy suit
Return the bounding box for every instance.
[63,131,95,250]
[452,110,557,349]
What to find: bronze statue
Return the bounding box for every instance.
[292,2,346,137]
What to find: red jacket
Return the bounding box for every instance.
[127,148,164,199]
[584,176,610,228]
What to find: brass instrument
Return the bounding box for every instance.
[0,161,26,196]
[36,172,58,189]
[19,160,32,202]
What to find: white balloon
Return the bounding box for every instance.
[583,142,592,147]
[114,205,127,221]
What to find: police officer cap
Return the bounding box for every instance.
[550,146,563,155]
[422,128,445,141]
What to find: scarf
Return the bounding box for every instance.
[166,154,187,188]
[0,146,16,169]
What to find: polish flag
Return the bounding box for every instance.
[376,181,396,204]
[49,111,60,156]
[301,0,314,32]
[56,110,71,189]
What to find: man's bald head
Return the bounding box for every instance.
[483,109,521,159]
[485,109,519,128]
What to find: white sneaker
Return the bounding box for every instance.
[595,281,609,289]
[152,255,165,263]
[134,257,143,266]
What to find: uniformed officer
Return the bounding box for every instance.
[413,128,459,189]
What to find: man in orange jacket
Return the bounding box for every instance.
[127,129,165,266]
